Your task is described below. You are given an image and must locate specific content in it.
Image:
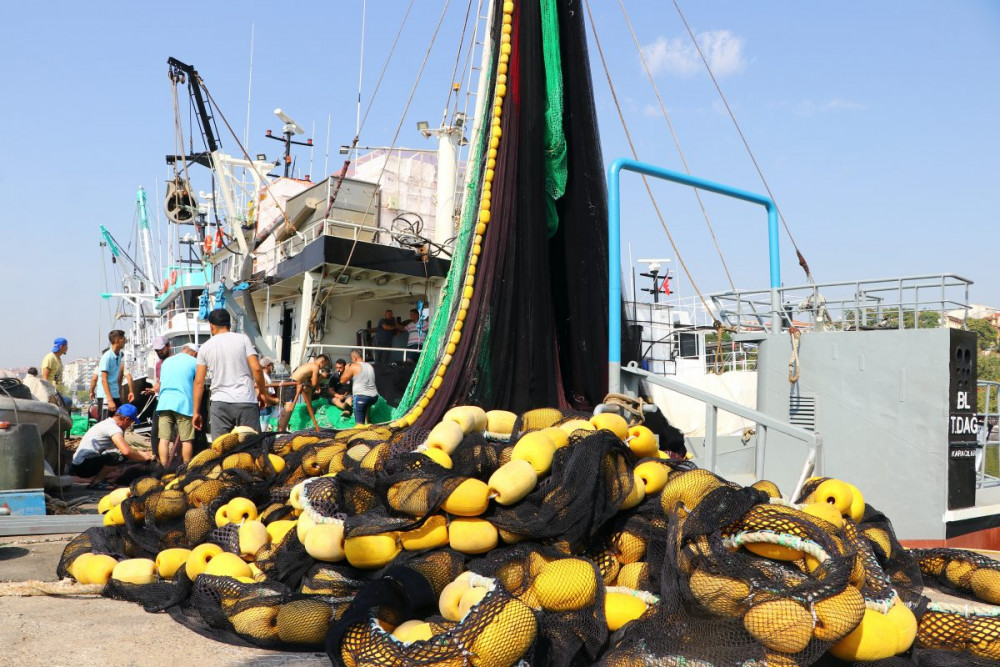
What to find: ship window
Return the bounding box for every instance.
[678,333,699,358]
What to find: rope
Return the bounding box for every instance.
[788,327,801,383]
[603,393,646,423]
[672,0,815,286]
[442,0,476,122]
[583,0,718,322]
[617,0,736,294]
[927,600,1000,617]
[711,320,736,375]
[308,0,453,341]
[0,580,105,597]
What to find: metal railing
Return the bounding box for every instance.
[978,380,1000,488]
[710,274,972,335]
[259,217,382,269]
[620,363,821,501]
[307,342,423,363]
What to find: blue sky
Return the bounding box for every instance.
[0,1,997,368]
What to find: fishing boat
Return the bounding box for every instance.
[59,2,1000,665]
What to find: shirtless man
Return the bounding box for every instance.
[276,354,331,431]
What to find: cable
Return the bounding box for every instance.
[618,0,736,294]
[306,0,454,358]
[583,0,719,322]
[672,0,815,284]
[442,0,476,123]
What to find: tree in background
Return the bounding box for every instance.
[968,317,999,352]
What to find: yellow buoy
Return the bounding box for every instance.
[487,459,538,505]
[344,533,401,569]
[304,522,347,562]
[400,515,450,551]
[531,558,598,612]
[604,591,648,631]
[510,431,556,475]
[442,478,491,517]
[448,518,498,555]
[590,413,629,440]
[743,599,813,654]
[111,558,157,585]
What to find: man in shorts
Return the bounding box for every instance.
[70,404,152,489]
[276,354,331,431]
[192,309,275,440]
[155,343,199,466]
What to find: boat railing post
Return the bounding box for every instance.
[754,424,766,480]
[897,278,903,329]
[705,404,718,473]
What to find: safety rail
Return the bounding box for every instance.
[259,217,384,269]
[710,274,972,334]
[306,342,423,364]
[978,380,1000,489]
[620,363,821,501]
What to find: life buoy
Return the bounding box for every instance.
[203,235,213,255]
[163,279,169,293]
[170,270,178,285]
[215,229,223,249]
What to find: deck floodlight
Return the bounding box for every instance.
[256,153,267,161]
[417,120,432,138]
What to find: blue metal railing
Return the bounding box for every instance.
[607,158,781,392]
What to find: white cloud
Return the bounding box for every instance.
[793,98,867,117]
[642,29,747,77]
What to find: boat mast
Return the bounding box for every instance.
[136,187,159,287]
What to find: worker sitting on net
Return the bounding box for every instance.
[70,404,153,490]
[326,358,353,417]
[276,354,331,431]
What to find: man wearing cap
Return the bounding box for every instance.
[70,404,152,489]
[149,336,171,395]
[192,309,275,439]
[155,342,199,466]
[41,337,70,408]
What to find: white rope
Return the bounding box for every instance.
[928,600,1000,617]
[606,585,660,605]
[788,328,802,384]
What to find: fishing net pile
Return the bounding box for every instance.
[58,407,1000,665]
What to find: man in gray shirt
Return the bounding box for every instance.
[192,309,276,440]
[339,348,379,425]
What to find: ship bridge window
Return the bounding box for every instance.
[678,333,699,358]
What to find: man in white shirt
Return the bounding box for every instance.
[70,404,152,488]
[192,309,276,440]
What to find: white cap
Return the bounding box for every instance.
[183,343,200,352]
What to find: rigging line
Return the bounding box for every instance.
[199,83,290,233]
[583,0,719,322]
[316,0,418,224]
[617,0,736,295]
[358,0,416,133]
[456,0,485,169]
[356,1,365,145]
[672,0,814,285]
[313,0,453,323]
[443,0,476,123]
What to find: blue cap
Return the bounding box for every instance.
[52,337,68,352]
[116,404,138,420]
